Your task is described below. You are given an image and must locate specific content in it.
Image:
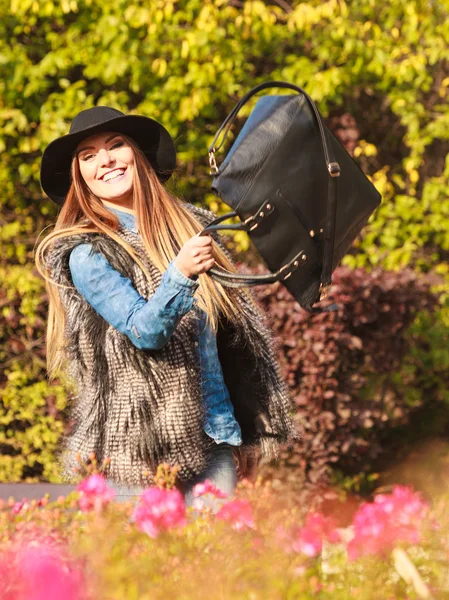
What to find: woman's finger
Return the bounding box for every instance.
[197,249,214,260]
[197,258,215,273]
[193,233,213,246]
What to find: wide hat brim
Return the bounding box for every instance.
[40,114,177,205]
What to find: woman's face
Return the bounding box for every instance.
[77,131,135,207]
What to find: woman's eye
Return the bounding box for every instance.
[81,153,95,162]
[110,141,124,150]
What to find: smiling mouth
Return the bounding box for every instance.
[101,168,127,183]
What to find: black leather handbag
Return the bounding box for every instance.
[201,81,381,311]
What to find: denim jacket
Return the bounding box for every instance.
[68,206,242,447]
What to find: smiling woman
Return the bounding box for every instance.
[76,133,135,208]
[34,106,294,506]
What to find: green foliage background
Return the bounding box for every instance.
[1,0,448,482]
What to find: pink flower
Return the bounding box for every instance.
[216,499,255,531]
[20,545,84,600]
[289,512,341,557]
[193,479,228,499]
[11,499,29,515]
[375,486,428,525]
[1,542,85,600]
[76,473,116,512]
[292,527,323,557]
[348,485,428,560]
[132,487,186,538]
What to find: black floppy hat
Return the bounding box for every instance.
[40,106,177,205]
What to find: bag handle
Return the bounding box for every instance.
[204,81,340,310]
[207,251,308,287]
[207,81,340,178]
[200,202,306,285]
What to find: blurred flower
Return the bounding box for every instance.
[76,473,116,512]
[193,479,228,499]
[348,485,429,560]
[133,487,186,538]
[289,512,341,557]
[1,542,85,600]
[216,499,255,531]
[11,499,29,515]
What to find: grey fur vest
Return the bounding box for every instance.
[47,205,293,486]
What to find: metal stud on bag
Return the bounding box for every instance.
[319,282,331,300]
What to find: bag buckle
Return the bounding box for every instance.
[328,162,341,178]
[209,149,219,175]
[319,282,331,300]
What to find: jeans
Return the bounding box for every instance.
[180,442,238,509]
[108,443,238,509]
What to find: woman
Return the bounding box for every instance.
[36,106,293,504]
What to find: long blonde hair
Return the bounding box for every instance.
[35,135,241,379]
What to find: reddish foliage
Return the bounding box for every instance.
[248,265,440,488]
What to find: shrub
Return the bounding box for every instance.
[2,0,449,487]
[252,265,448,491]
[0,265,67,483]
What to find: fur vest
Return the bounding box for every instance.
[47,205,294,486]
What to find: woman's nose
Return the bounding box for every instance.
[98,148,114,166]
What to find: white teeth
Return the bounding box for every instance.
[103,169,125,182]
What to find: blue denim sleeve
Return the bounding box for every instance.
[68,243,199,350]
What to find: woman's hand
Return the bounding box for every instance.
[233,446,261,482]
[174,233,215,279]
